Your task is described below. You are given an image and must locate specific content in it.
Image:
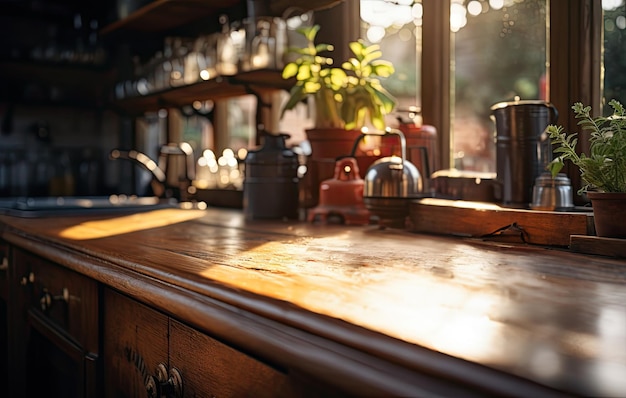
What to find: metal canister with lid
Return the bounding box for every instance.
[243,132,299,220]
[490,99,559,207]
[530,172,574,211]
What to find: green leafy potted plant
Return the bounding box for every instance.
[281,24,397,131]
[547,99,626,238]
[280,24,397,207]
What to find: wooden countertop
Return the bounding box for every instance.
[2,208,626,397]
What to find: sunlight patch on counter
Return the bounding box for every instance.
[356,278,507,362]
[197,238,508,363]
[58,209,206,240]
[418,197,503,210]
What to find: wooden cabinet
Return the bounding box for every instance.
[8,248,100,398]
[103,287,168,397]
[0,240,8,396]
[4,209,615,397]
[0,61,111,109]
[104,287,295,397]
[0,240,8,302]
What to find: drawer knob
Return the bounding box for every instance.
[20,272,35,286]
[145,375,159,398]
[156,363,183,398]
[40,287,79,311]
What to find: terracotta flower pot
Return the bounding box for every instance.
[587,192,626,239]
[302,128,384,208]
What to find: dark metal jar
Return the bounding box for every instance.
[243,133,299,220]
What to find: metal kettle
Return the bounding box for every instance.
[307,156,371,225]
[358,128,427,228]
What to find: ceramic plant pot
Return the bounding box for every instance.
[587,191,626,239]
[303,128,382,208]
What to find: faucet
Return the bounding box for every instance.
[110,142,195,201]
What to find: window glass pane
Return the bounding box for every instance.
[226,95,256,151]
[181,102,214,163]
[278,92,312,148]
[603,0,626,113]
[360,0,422,115]
[452,0,547,172]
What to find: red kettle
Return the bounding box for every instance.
[307,157,371,225]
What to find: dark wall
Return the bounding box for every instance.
[0,0,121,197]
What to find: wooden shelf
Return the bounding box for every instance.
[0,60,112,108]
[99,0,341,113]
[101,0,240,36]
[101,0,344,37]
[112,69,293,115]
[0,60,110,82]
[268,0,344,15]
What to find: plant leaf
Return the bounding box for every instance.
[300,25,320,42]
[282,63,299,79]
[281,85,307,115]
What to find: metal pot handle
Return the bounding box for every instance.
[349,128,408,164]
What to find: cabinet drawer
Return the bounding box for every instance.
[104,288,295,397]
[0,242,7,301]
[13,248,98,350]
[170,319,295,398]
[103,288,170,398]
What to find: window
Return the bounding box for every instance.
[602,0,626,112]
[357,0,614,182]
[452,0,548,172]
[225,96,257,151]
[361,0,548,173]
[360,0,422,110]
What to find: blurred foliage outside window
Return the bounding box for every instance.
[361,0,625,172]
[603,0,626,114]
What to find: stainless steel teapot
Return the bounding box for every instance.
[363,147,422,198]
[355,128,428,227]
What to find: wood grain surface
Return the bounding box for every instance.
[2,208,625,397]
[409,198,594,246]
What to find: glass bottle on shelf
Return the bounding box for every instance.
[48,150,75,197]
[31,149,53,197]
[169,37,187,87]
[249,20,273,69]
[10,150,29,197]
[217,15,240,75]
[199,33,219,81]
[0,151,11,196]
[184,37,203,85]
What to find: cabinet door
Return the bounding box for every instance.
[0,241,8,394]
[104,288,296,397]
[0,240,7,301]
[103,288,169,398]
[10,247,99,398]
[169,319,295,397]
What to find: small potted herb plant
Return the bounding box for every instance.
[547,99,626,238]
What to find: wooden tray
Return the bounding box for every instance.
[409,198,594,247]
